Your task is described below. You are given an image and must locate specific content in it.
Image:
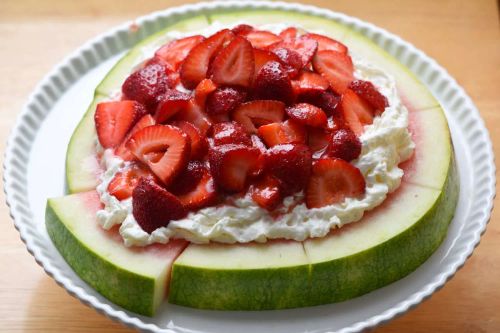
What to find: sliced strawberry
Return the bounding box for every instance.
[168,160,205,195]
[308,128,332,158]
[208,144,261,192]
[253,61,294,104]
[115,114,156,160]
[258,119,306,147]
[166,70,181,88]
[95,100,146,148]
[126,124,190,185]
[253,48,281,81]
[154,89,191,123]
[291,71,329,98]
[272,47,303,78]
[212,121,252,146]
[327,114,346,132]
[279,27,298,40]
[180,29,234,89]
[312,50,354,94]
[174,164,218,210]
[232,100,285,134]
[173,99,212,135]
[275,35,318,67]
[324,128,362,162]
[210,36,254,88]
[299,90,340,116]
[132,177,187,233]
[306,158,365,208]
[232,24,254,35]
[205,87,247,116]
[304,33,348,54]
[107,163,156,200]
[244,30,282,49]
[250,134,267,176]
[285,103,328,128]
[155,35,205,71]
[349,79,388,114]
[122,61,171,110]
[340,89,374,135]
[249,175,282,211]
[171,121,208,160]
[194,78,218,110]
[264,143,312,194]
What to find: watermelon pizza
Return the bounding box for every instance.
[46,9,458,316]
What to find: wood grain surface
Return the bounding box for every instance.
[0,0,499,332]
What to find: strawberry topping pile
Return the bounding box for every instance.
[94,25,389,234]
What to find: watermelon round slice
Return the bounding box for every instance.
[51,9,459,314]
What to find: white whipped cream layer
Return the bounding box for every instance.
[95,22,414,246]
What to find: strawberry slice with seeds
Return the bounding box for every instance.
[340,89,374,135]
[349,79,388,114]
[253,61,294,104]
[115,114,156,160]
[205,87,247,116]
[173,99,212,136]
[324,128,362,162]
[210,36,255,88]
[194,78,218,110]
[272,47,303,78]
[258,119,306,147]
[292,70,329,98]
[232,100,285,134]
[249,175,282,211]
[306,158,365,208]
[132,178,187,233]
[208,144,261,192]
[154,89,191,123]
[126,124,190,185]
[180,29,234,89]
[171,121,208,160]
[299,90,340,116]
[232,24,254,35]
[95,100,147,148]
[304,33,348,54]
[243,30,282,49]
[155,35,205,71]
[264,143,312,194]
[107,162,156,200]
[122,61,171,110]
[253,48,281,81]
[212,121,252,146]
[276,35,318,67]
[168,161,206,195]
[173,163,218,210]
[312,50,354,94]
[308,128,332,158]
[286,103,328,128]
[279,27,298,40]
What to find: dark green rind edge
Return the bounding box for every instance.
[169,261,311,310]
[168,155,458,310]
[307,152,459,304]
[45,199,157,316]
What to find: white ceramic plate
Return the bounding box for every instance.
[3,1,495,332]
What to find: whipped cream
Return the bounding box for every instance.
[95,22,414,246]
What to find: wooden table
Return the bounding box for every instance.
[0,0,498,331]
